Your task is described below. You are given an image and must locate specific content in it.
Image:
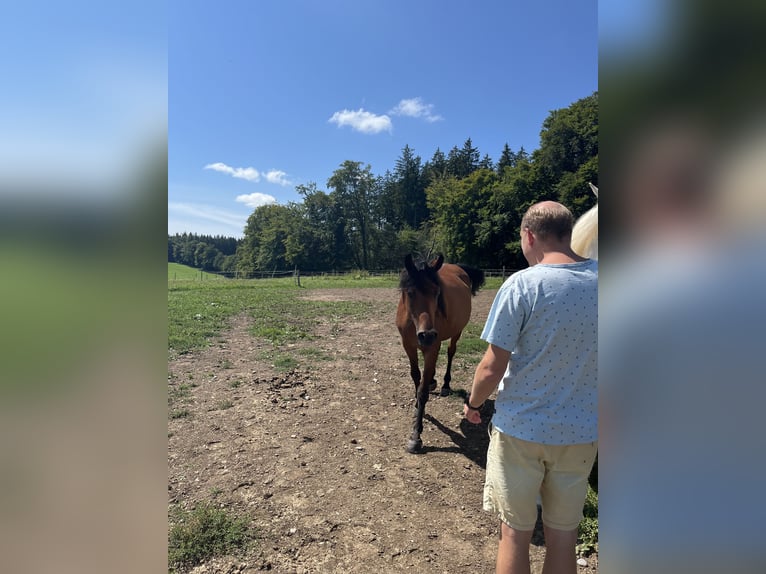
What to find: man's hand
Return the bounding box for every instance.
[463,403,482,424]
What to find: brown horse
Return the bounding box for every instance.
[396,253,485,453]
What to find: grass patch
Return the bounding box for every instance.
[168,262,227,282]
[170,408,191,419]
[296,347,331,362]
[298,273,399,288]
[217,399,234,410]
[168,502,252,572]
[169,270,382,358]
[255,350,297,372]
[249,297,372,346]
[272,354,298,371]
[454,322,488,360]
[481,275,506,290]
[168,383,192,406]
[577,485,598,556]
[168,277,308,357]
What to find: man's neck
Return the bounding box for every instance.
[535,246,588,265]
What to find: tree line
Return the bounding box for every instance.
[168,234,238,273]
[168,92,597,274]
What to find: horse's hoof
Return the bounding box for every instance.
[429,381,437,391]
[406,439,423,453]
[440,387,451,397]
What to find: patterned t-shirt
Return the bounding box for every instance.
[481,260,598,445]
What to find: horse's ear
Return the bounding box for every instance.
[404,254,417,274]
[430,254,444,271]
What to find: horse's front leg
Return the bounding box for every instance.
[440,332,461,397]
[402,340,421,393]
[426,341,442,392]
[406,378,429,453]
[407,347,438,453]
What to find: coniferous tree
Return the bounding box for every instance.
[496,143,515,174]
[393,145,428,229]
[445,145,462,178]
[479,153,494,171]
[422,148,447,186]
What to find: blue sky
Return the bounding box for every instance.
[0,2,166,203]
[169,0,597,238]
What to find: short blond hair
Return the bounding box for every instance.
[521,201,574,242]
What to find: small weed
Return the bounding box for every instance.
[220,359,232,369]
[273,355,297,371]
[168,384,192,406]
[229,379,242,389]
[168,502,252,571]
[217,399,234,410]
[170,409,190,419]
[297,347,329,361]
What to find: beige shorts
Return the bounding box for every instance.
[483,425,597,531]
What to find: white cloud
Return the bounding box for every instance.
[168,202,249,237]
[235,192,278,208]
[328,108,392,134]
[265,169,291,186]
[389,97,443,123]
[168,202,246,227]
[204,162,261,182]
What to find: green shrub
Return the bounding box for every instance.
[168,502,252,571]
[576,485,598,556]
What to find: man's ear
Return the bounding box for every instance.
[523,227,535,246]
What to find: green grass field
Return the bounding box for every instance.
[168,262,227,282]
[168,263,503,360]
[168,264,403,358]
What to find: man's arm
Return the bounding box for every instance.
[464,343,511,423]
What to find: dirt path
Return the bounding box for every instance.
[168,288,597,573]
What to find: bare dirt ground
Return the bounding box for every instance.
[168,287,598,573]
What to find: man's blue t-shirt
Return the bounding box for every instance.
[481,260,598,445]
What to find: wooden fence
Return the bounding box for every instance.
[174,267,518,282]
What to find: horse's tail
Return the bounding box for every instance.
[458,264,486,295]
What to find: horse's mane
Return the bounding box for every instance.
[571,204,598,259]
[398,257,439,291]
[572,183,599,260]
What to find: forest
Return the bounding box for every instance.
[168,92,597,275]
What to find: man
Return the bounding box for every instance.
[464,201,597,574]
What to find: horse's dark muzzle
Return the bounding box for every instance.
[417,330,437,347]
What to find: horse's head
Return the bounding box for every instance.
[399,253,444,347]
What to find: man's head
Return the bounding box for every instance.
[520,201,576,264]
